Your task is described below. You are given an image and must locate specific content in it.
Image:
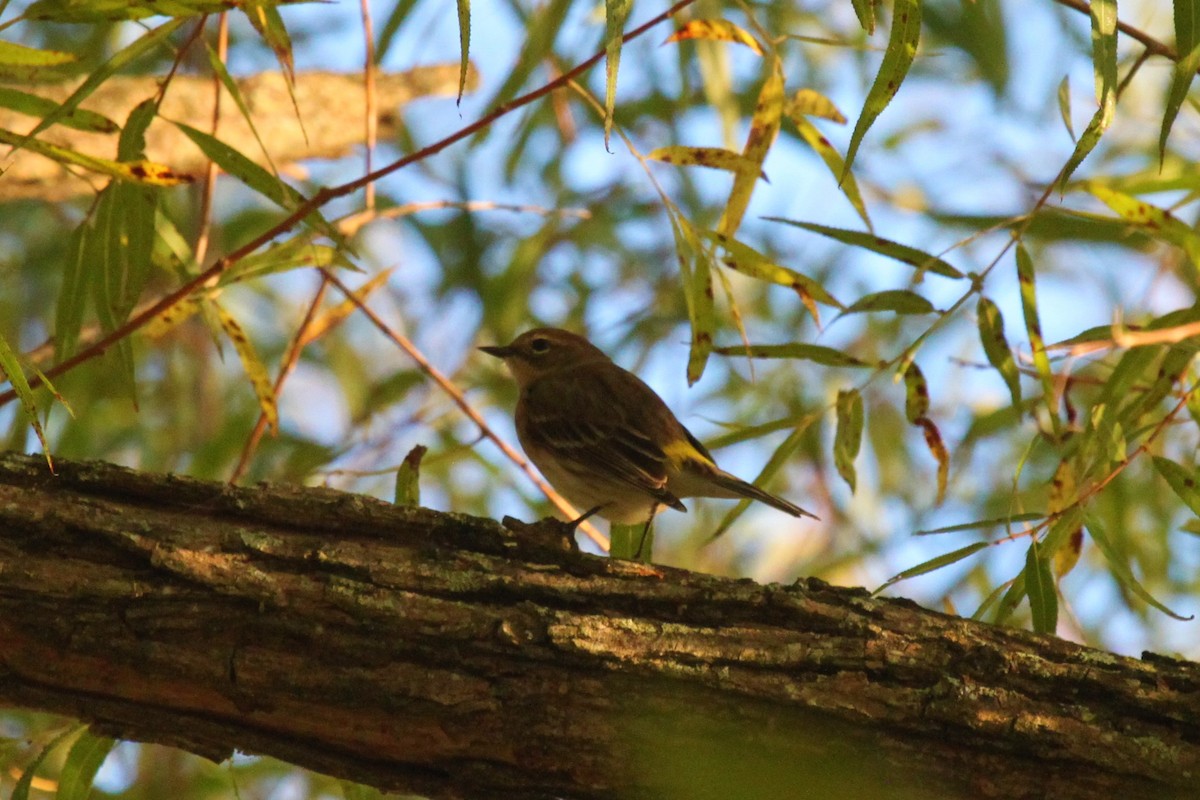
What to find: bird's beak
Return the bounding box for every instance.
[478,344,514,359]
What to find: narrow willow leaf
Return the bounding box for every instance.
[843,0,920,178]
[699,230,844,310]
[0,334,52,466]
[647,145,767,178]
[834,388,864,491]
[1161,0,1200,161]
[57,730,117,800]
[767,218,963,279]
[205,41,276,170]
[1060,0,1116,187]
[1047,459,1082,577]
[0,40,76,65]
[457,0,472,103]
[719,58,784,237]
[244,1,295,84]
[175,122,301,209]
[787,115,871,229]
[875,542,990,594]
[664,18,765,54]
[786,88,846,123]
[851,0,876,34]
[54,226,89,360]
[25,0,262,21]
[916,417,949,505]
[301,268,394,346]
[903,361,929,423]
[672,217,714,386]
[1057,74,1075,142]
[712,343,870,368]
[0,127,190,186]
[1152,456,1200,518]
[992,569,1027,625]
[0,86,115,132]
[1025,537,1058,634]
[842,289,935,317]
[603,0,631,147]
[14,19,185,149]
[916,512,1045,536]
[221,238,342,285]
[215,303,279,434]
[394,444,427,506]
[11,725,83,800]
[1016,245,1058,430]
[1086,513,1194,620]
[1084,182,1200,268]
[976,297,1022,409]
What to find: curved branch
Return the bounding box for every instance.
[0,453,1196,800]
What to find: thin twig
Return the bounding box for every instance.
[194,13,229,267]
[360,0,377,212]
[0,0,698,409]
[317,268,608,550]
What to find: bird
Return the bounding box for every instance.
[479,327,818,528]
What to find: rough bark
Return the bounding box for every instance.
[0,65,476,202]
[0,451,1196,799]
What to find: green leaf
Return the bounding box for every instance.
[851,0,876,34]
[1059,0,1115,186]
[699,230,844,310]
[1083,183,1200,269]
[1057,74,1075,141]
[916,512,1045,536]
[903,361,929,423]
[175,121,302,209]
[875,542,990,594]
[11,725,83,800]
[976,297,1022,409]
[1025,537,1058,634]
[1016,245,1058,432]
[767,219,963,279]
[1152,456,1200,518]
[834,389,864,491]
[843,0,920,178]
[244,1,295,84]
[0,127,189,186]
[841,289,936,317]
[1159,1,1200,163]
[57,730,117,800]
[205,41,276,171]
[0,86,116,132]
[648,146,769,178]
[603,0,632,147]
[0,333,53,465]
[394,445,427,506]
[712,343,871,368]
[458,0,472,103]
[12,18,185,151]
[0,40,77,66]
[1086,514,1194,620]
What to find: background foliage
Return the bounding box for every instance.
[1,0,1199,796]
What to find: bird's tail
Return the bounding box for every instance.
[708,469,820,519]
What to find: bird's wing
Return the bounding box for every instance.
[519,365,686,511]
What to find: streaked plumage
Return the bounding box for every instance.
[481,327,818,525]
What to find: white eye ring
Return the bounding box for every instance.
[530,337,551,353]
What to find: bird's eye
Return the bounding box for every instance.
[530,337,551,354]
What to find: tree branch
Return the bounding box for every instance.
[0,452,1196,799]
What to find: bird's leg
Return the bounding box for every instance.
[633,504,659,562]
[567,505,605,529]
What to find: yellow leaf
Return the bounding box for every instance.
[786,88,846,123]
[664,19,764,55]
[301,269,394,346]
[647,145,767,178]
[214,302,278,435]
[718,58,783,237]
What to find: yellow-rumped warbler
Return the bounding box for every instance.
[480,327,818,525]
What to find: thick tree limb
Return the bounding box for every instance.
[0,452,1196,799]
[0,65,476,202]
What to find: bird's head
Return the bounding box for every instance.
[480,327,609,386]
